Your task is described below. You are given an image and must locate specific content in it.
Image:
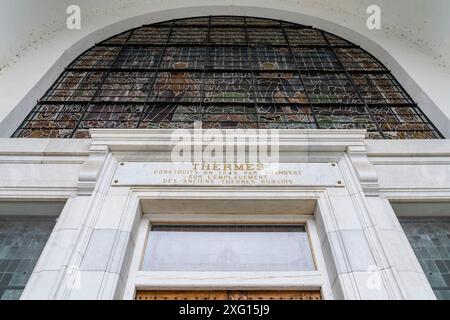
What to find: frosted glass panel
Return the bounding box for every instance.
[142,225,315,271]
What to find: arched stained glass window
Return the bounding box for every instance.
[13,16,443,139]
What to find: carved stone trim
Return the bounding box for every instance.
[77,144,109,195]
[347,145,379,195]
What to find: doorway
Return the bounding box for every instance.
[135,290,322,300]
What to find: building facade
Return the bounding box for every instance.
[0,1,449,300]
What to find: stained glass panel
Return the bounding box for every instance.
[314,106,376,131]
[324,32,353,46]
[354,73,413,104]
[175,17,210,25]
[128,27,170,44]
[114,47,163,69]
[285,28,327,46]
[247,28,287,45]
[79,104,144,129]
[255,72,307,103]
[70,47,121,69]
[208,47,250,69]
[161,47,207,69]
[293,47,341,70]
[13,16,442,139]
[151,71,202,102]
[302,73,360,103]
[102,31,132,45]
[335,48,385,71]
[210,28,246,44]
[95,71,154,102]
[245,17,280,26]
[169,27,208,44]
[251,47,296,70]
[204,72,253,103]
[41,71,104,102]
[212,16,246,26]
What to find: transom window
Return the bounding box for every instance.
[13,16,442,139]
[142,225,315,271]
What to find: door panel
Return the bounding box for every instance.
[136,290,322,300]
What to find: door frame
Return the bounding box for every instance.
[123,207,333,300]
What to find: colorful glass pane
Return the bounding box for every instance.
[13,16,442,139]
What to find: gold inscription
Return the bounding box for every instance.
[154,163,301,186]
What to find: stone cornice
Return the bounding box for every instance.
[89,129,368,153]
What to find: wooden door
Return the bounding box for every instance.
[136,290,322,300]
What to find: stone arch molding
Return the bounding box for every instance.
[1,4,448,138]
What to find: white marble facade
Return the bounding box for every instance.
[1,2,449,300]
[0,129,447,299]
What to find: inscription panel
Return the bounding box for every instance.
[113,162,343,187]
